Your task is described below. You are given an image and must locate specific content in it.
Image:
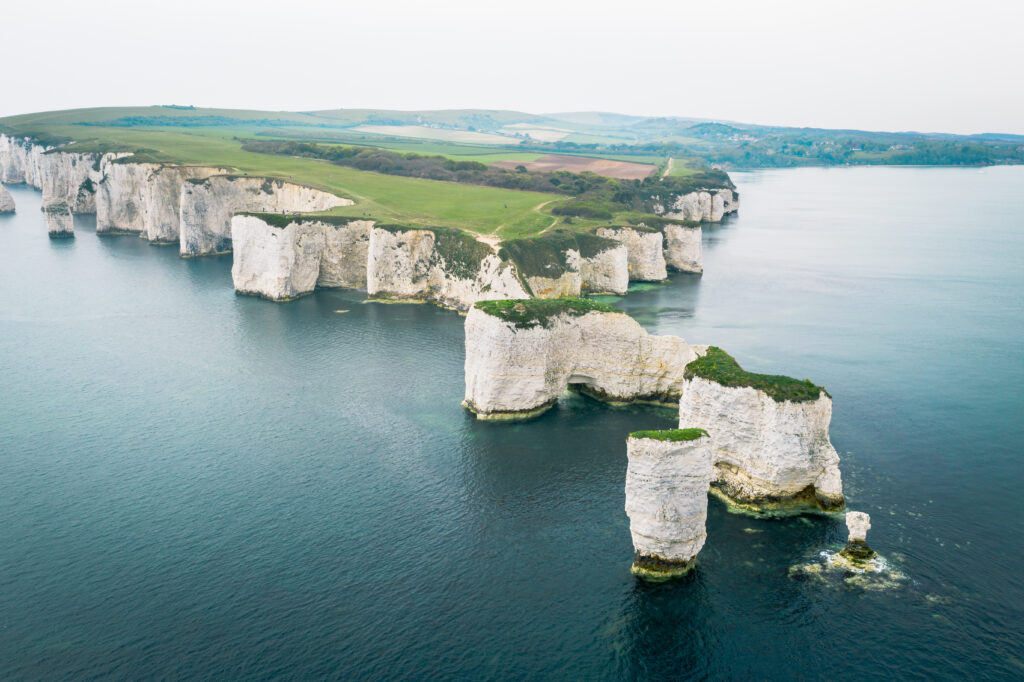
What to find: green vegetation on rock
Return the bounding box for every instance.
[629,428,709,442]
[236,212,361,228]
[43,201,69,214]
[685,347,827,403]
[474,297,619,328]
[498,229,619,280]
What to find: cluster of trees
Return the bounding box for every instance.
[242,141,733,216]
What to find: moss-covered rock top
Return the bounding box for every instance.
[43,201,69,214]
[474,297,620,329]
[629,428,709,442]
[684,347,827,403]
[499,229,620,280]
[236,212,362,228]
[635,215,701,230]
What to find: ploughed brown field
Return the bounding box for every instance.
[491,154,656,180]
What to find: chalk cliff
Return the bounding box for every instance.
[43,201,73,238]
[661,223,703,273]
[463,299,701,419]
[663,189,738,222]
[840,511,876,561]
[499,233,628,297]
[596,227,667,281]
[625,429,714,580]
[231,214,372,301]
[142,165,225,243]
[677,347,844,513]
[0,134,47,186]
[96,161,161,234]
[179,176,351,256]
[0,183,14,213]
[367,226,528,310]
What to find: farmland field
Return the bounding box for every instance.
[491,154,656,179]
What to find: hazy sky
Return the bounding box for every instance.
[5,0,1023,134]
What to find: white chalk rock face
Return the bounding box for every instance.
[96,162,160,234]
[625,432,714,579]
[523,269,582,299]
[231,215,373,300]
[43,202,74,238]
[574,244,629,294]
[179,176,351,257]
[661,223,703,273]
[142,166,224,243]
[0,134,48,186]
[846,511,871,543]
[367,226,528,310]
[39,151,107,214]
[0,183,14,213]
[596,227,667,281]
[664,189,738,222]
[463,304,700,419]
[677,375,844,512]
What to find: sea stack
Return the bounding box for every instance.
[625,428,714,580]
[463,298,702,420]
[678,346,844,513]
[43,201,74,238]
[0,183,14,213]
[840,511,876,561]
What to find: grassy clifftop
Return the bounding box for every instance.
[629,428,709,442]
[474,297,620,328]
[684,347,827,403]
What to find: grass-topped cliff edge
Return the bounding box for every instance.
[630,428,709,442]
[474,297,620,329]
[684,347,827,403]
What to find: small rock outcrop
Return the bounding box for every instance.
[840,511,876,561]
[596,227,667,281]
[367,225,528,310]
[43,201,74,238]
[625,429,714,580]
[179,176,351,257]
[463,299,702,419]
[677,347,844,513]
[0,183,14,213]
[231,214,372,301]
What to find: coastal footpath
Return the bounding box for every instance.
[0,134,730,310]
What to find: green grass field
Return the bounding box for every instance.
[0,106,713,240]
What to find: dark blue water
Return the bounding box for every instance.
[1,166,1022,679]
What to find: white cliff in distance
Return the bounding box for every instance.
[625,429,714,580]
[463,299,703,419]
[0,183,14,213]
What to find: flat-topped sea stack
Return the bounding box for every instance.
[43,201,73,238]
[0,183,14,213]
[678,347,844,513]
[625,428,714,580]
[463,298,702,420]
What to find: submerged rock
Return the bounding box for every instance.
[678,347,844,514]
[463,299,702,419]
[0,183,14,213]
[789,512,903,589]
[625,429,713,580]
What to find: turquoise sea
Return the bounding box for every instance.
[1,166,1022,679]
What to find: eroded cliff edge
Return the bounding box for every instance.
[462,298,703,419]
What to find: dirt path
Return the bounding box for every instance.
[661,157,674,179]
[493,199,559,239]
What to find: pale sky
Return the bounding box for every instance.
[4,0,1023,135]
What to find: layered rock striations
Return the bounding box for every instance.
[142,165,225,243]
[367,225,528,310]
[677,347,844,513]
[625,429,714,580]
[231,214,373,301]
[463,299,702,419]
[0,183,14,213]
[179,176,351,257]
